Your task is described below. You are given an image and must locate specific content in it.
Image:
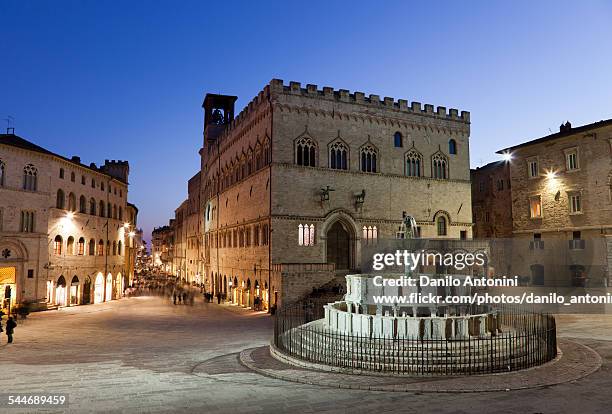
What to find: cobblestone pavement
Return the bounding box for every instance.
[1,297,611,413]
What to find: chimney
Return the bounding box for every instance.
[71,156,81,164]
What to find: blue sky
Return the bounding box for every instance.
[2,1,611,242]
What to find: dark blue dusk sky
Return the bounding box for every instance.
[2,1,611,242]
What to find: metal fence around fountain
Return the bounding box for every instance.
[273,299,557,375]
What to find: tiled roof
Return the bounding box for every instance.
[497,118,612,153]
[0,133,127,183]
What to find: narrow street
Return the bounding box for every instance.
[1,297,612,413]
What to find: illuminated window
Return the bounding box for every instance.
[54,235,63,255]
[98,240,104,256]
[78,237,85,255]
[362,225,378,244]
[298,224,315,246]
[530,196,542,218]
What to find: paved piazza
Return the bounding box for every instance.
[1,297,612,413]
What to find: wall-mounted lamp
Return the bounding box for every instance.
[320,185,335,202]
[501,152,513,162]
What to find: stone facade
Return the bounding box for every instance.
[471,161,513,238]
[151,222,174,272]
[0,133,132,310]
[177,79,474,309]
[493,120,612,286]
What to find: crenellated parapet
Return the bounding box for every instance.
[268,79,470,123]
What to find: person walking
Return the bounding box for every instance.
[6,316,16,344]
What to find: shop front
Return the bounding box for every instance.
[0,266,17,313]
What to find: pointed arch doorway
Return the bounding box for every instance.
[326,221,352,271]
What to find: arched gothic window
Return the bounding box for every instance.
[99,201,105,217]
[449,139,457,155]
[298,224,315,246]
[118,206,123,221]
[360,144,378,173]
[394,132,403,148]
[107,202,112,218]
[78,237,85,255]
[112,241,117,256]
[23,164,38,191]
[329,141,348,170]
[437,216,447,236]
[88,239,95,256]
[118,241,122,256]
[432,153,448,179]
[295,136,316,167]
[79,195,87,213]
[56,189,65,209]
[405,149,422,177]
[98,239,104,256]
[263,141,271,165]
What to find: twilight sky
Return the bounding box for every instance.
[2,1,611,243]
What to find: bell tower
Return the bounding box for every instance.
[202,93,238,146]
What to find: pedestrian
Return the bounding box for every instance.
[6,316,16,344]
[216,292,221,304]
[182,292,187,303]
[173,292,177,305]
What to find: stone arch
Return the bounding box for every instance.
[0,238,29,261]
[321,209,359,271]
[432,210,452,224]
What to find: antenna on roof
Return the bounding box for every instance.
[4,115,15,134]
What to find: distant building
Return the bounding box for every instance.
[151,223,174,273]
[471,161,513,238]
[0,132,133,310]
[490,119,612,287]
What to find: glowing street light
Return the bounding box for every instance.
[501,152,512,162]
[123,222,130,229]
[65,211,75,220]
[545,169,557,179]
[128,231,136,238]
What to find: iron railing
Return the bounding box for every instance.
[273,299,557,375]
